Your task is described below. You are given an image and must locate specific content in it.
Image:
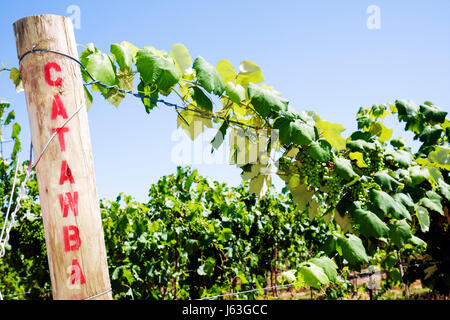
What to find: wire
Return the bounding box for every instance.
[84,287,112,300]
[29,104,84,169]
[198,281,306,300]
[18,47,260,131]
[0,157,20,251]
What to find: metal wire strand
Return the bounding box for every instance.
[18,46,260,130]
[84,288,112,300]
[198,281,306,300]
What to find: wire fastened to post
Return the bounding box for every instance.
[84,287,112,300]
[29,104,84,169]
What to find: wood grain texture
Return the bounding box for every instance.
[13,14,112,300]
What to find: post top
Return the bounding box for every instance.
[14,14,70,26]
[13,14,75,61]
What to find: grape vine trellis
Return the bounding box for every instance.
[2,40,450,295]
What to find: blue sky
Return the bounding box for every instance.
[1,0,449,201]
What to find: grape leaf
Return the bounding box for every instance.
[193,56,225,96]
[385,149,414,167]
[309,257,338,282]
[4,110,15,125]
[419,103,447,123]
[307,139,332,162]
[236,60,264,85]
[225,82,245,103]
[346,140,376,153]
[289,183,315,211]
[349,152,368,168]
[315,120,346,150]
[369,189,410,220]
[428,146,450,171]
[389,220,412,249]
[249,169,271,198]
[409,235,426,247]
[308,197,321,220]
[189,86,213,111]
[83,85,93,111]
[248,83,289,118]
[298,263,329,289]
[81,51,117,86]
[137,81,158,113]
[334,157,359,181]
[334,210,352,233]
[419,125,443,145]
[415,206,430,232]
[170,43,194,76]
[273,117,292,145]
[408,165,430,186]
[102,69,134,107]
[369,122,393,142]
[354,209,389,238]
[9,67,23,92]
[373,171,402,192]
[11,122,20,139]
[211,120,229,150]
[419,190,443,215]
[110,43,133,72]
[438,179,450,201]
[197,257,216,276]
[216,60,237,84]
[120,41,139,61]
[395,99,419,117]
[290,120,317,146]
[392,193,415,211]
[281,270,297,284]
[136,47,180,95]
[337,234,369,268]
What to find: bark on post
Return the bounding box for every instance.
[13,14,112,300]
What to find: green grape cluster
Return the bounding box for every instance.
[363,154,372,169]
[349,182,366,202]
[369,153,385,172]
[362,152,385,175]
[296,152,321,190]
[323,168,343,207]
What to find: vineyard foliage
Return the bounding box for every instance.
[1,149,338,298]
[102,167,337,299]
[0,40,449,298]
[79,42,449,288]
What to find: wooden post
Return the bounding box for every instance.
[13,14,112,300]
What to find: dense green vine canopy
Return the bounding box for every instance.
[71,42,450,265]
[3,41,450,281]
[72,42,449,270]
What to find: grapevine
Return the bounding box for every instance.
[1,39,449,298]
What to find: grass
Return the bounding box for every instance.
[377,286,432,300]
